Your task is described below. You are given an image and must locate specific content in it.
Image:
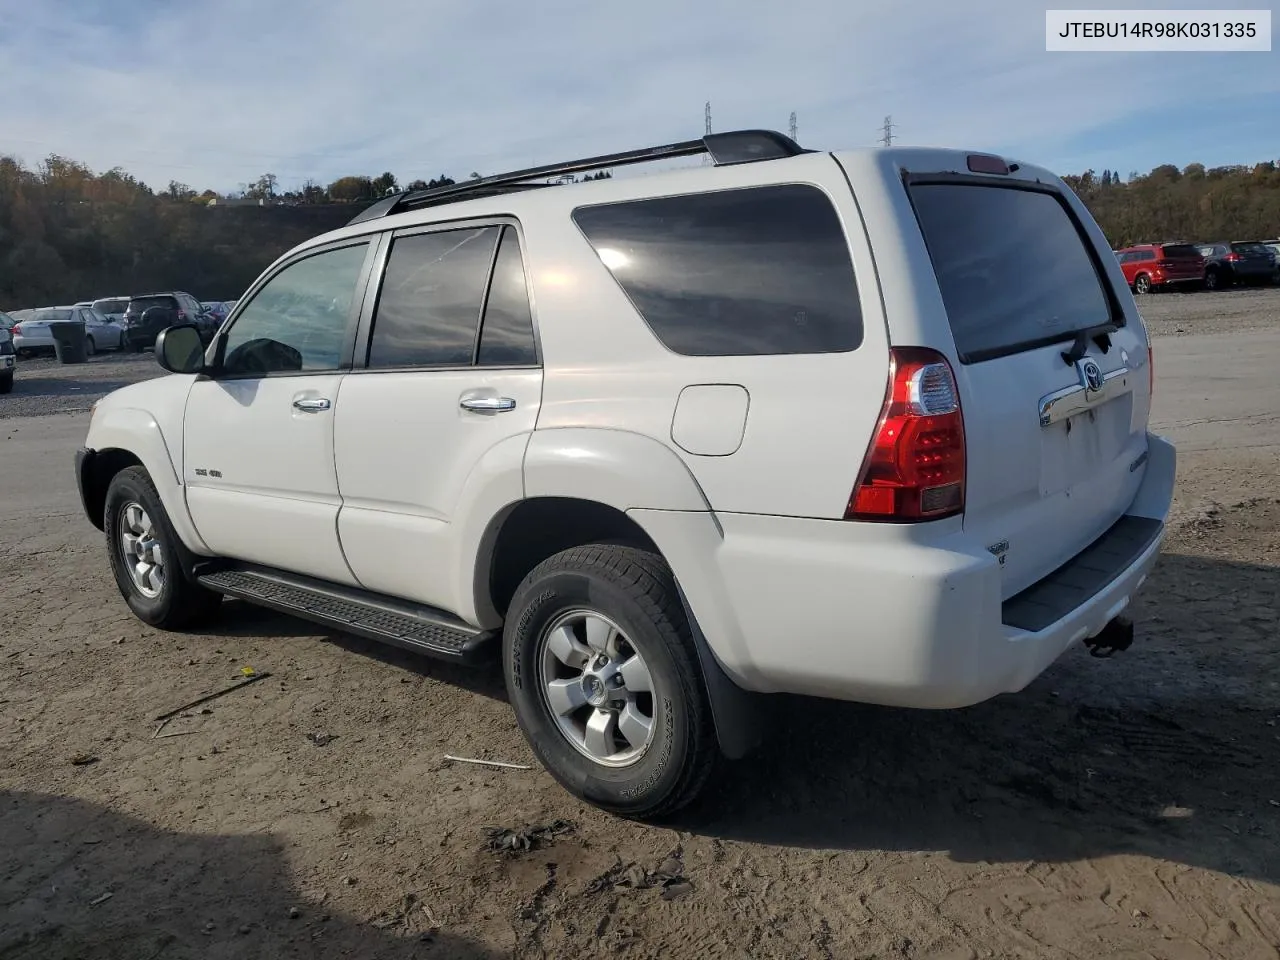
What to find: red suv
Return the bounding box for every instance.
[1115,242,1205,294]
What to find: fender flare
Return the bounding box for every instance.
[82,406,211,555]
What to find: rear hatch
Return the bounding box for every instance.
[1156,243,1204,279]
[126,296,178,330]
[903,172,1151,599]
[1230,242,1276,275]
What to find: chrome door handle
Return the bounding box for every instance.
[460,396,516,413]
[293,397,331,412]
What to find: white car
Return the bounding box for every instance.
[14,305,121,356]
[91,296,132,326]
[74,130,1175,818]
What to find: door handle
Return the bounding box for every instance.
[460,396,516,413]
[292,397,331,412]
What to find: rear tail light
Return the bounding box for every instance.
[12,325,21,336]
[845,347,966,522]
[1225,252,1241,262]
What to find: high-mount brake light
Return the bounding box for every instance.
[966,154,1010,175]
[846,347,966,523]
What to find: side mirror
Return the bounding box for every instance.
[155,323,206,374]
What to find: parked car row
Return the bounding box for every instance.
[1113,239,1279,294]
[5,291,237,359]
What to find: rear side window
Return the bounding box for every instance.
[367,227,500,368]
[908,183,1115,363]
[476,226,537,366]
[1160,245,1200,259]
[572,184,863,357]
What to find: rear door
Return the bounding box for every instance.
[904,175,1151,598]
[333,222,543,614]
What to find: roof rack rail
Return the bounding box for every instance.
[346,129,809,226]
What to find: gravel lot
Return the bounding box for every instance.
[1,290,1278,959]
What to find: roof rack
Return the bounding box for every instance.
[347,129,810,226]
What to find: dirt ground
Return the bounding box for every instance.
[2,291,1278,960]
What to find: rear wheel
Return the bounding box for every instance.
[503,544,717,820]
[104,466,222,629]
[1133,273,1151,295]
[1204,268,1223,291]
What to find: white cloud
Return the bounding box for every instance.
[0,0,1275,192]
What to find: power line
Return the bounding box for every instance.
[880,115,896,148]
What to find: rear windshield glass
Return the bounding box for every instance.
[94,298,130,313]
[33,309,73,322]
[908,183,1115,363]
[1160,244,1200,259]
[1231,242,1270,256]
[128,296,177,312]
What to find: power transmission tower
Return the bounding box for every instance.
[880,115,896,147]
[789,111,798,142]
[703,101,713,164]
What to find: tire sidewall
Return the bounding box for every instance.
[104,469,182,625]
[504,565,689,816]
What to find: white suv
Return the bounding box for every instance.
[74,131,1175,818]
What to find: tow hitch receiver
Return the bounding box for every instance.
[1083,616,1134,658]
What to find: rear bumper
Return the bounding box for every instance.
[685,433,1176,709]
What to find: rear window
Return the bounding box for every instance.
[1159,244,1201,259]
[1231,242,1270,256]
[128,296,177,313]
[93,298,130,314]
[572,184,863,357]
[908,183,1115,363]
[33,309,73,322]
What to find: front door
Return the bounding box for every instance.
[183,239,375,583]
[334,223,543,615]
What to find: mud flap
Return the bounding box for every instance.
[675,582,763,760]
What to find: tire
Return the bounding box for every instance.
[85,336,96,357]
[1204,268,1223,291]
[1134,274,1151,295]
[503,544,717,820]
[104,465,222,629]
[0,372,12,394]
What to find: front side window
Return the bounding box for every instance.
[367,227,500,368]
[222,242,369,376]
[572,184,864,357]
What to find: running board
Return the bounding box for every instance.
[196,565,496,665]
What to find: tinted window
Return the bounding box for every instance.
[368,227,499,368]
[572,184,863,357]
[93,298,129,314]
[1231,242,1270,256]
[477,227,537,366]
[128,296,178,314]
[33,309,73,322]
[909,183,1114,362]
[222,242,368,375]
[1160,245,1200,259]
[1138,250,1156,261]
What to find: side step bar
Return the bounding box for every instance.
[196,565,496,665]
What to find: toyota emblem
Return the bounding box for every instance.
[1079,358,1104,393]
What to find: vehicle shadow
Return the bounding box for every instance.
[680,550,1280,887]
[202,599,509,703]
[8,376,142,399]
[0,789,501,960]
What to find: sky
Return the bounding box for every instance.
[0,0,1276,194]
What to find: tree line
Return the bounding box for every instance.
[1,150,1275,311]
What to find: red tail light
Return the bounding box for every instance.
[1225,252,1241,262]
[845,347,966,522]
[12,325,21,336]
[176,310,187,321]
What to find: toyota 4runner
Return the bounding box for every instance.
[74,130,1176,818]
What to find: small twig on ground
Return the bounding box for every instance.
[443,755,530,770]
[151,672,272,738]
[89,892,113,906]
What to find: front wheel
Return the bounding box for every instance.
[104,466,222,629]
[503,544,717,820]
[85,336,96,357]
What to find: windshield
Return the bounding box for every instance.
[908,182,1116,363]
[93,298,130,314]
